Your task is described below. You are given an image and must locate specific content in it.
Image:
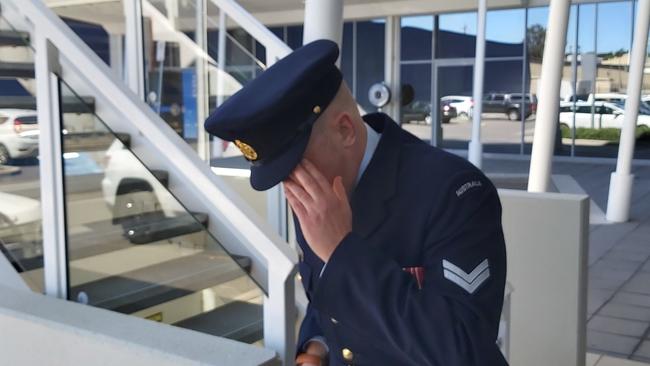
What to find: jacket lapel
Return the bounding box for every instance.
[350,113,402,239]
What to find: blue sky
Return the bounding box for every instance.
[400,2,637,55]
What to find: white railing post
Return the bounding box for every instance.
[468,0,486,169]
[606,0,650,222]
[34,32,67,299]
[264,265,297,365]
[195,0,211,161]
[124,0,145,99]
[527,0,571,192]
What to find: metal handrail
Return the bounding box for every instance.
[6,0,297,363]
[209,0,292,62]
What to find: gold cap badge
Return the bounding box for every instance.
[234,139,258,161]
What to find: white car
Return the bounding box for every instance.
[558,101,650,129]
[441,95,473,119]
[0,192,42,261]
[0,109,39,165]
[101,139,182,219]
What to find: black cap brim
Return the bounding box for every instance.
[249,124,312,191]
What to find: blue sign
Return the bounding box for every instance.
[182,68,198,139]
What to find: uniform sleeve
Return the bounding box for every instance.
[297,302,327,354]
[311,171,507,365]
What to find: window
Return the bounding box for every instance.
[493,95,505,101]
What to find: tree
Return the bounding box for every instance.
[526,25,546,60]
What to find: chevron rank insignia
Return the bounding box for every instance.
[442,259,490,294]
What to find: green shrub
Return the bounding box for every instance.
[559,125,650,142]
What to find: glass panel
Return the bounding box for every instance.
[525,6,549,153]
[437,12,477,59]
[341,22,354,95]
[58,78,264,343]
[482,61,527,154]
[356,19,385,111]
[0,10,44,292]
[401,16,433,61]
[486,9,525,58]
[438,65,473,149]
[400,63,432,141]
[46,0,125,68]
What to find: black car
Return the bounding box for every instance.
[402,100,457,125]
[482,93,536,120]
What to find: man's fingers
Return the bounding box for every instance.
[284,184,308,218]
[301,159,331,193]
[291,165,323,200]
[332,176,348,204]
[285,180,314,212]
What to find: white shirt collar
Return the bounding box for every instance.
[355,122,381,186]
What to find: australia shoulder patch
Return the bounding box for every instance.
[455,179,483,197]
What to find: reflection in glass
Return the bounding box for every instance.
[437,12,477,58]
[401,16,433,61]
[400,64,432,141]
[59,78,265,342]
[0,12,43,292]
[486,9,525,57]
[597,1,633,94]
[356,20,385,112]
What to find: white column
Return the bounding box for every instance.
[302,0,344,51]
[527,0,571,192]
[384,16,401,122]
[124,0,145,98]
[195,0,210,162]
[34,34,67,299]
[468,0,487,169]
[606,0,650,222]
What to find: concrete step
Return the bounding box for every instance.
[69,251,252,314]
[0,30,29,47]
[0,61,33,78]
[174,300,263,343]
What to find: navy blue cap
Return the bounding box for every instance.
[204,39,343,191]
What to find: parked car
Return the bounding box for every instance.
[0,192,42,263]
[0,109,39,165]
[482,93,535,121]
[101,139,182,220]
[558,101,650,129]
[402,100,457,124]
[441,95,473,119]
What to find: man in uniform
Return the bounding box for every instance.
[205,40,508,366]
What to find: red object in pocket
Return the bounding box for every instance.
[403,266,425,289]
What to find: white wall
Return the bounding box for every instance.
[499,189,589,366]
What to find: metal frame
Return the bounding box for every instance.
[34,33,68,299]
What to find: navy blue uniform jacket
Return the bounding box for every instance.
[295,113,508,365]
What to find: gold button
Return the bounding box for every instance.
[331,317,338,324]
[297,273,302,281]
[342,348,354,362]
[313,105,321,114]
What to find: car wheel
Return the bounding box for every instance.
[508,109,520,121]
[0,144,11,165]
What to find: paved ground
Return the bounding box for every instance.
[480,155,650,362]
[403,116,650,159]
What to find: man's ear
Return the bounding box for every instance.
[334,112,356,147]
